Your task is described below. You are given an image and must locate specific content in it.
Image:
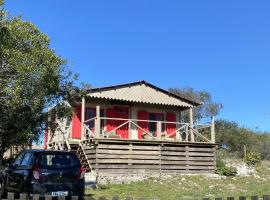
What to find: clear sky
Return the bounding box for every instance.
[5,0,270,131]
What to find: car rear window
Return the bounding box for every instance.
[37,153,80,169]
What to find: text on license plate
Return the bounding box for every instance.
[51,191,68,197]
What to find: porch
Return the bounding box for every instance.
[46,81,217,175]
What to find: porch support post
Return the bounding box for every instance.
[157,121,162,140]
[128,106,132,139]
[95,105,101,138]
[189,108,194,142]
[47,130,50,149]
[176,111,182,141]
[81,97,85,140]
[211,116,215,143]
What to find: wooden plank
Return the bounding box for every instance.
[7,193,14,200]
[20,194,27,200]
[161,160,188,165]
[161,156,214,161]
[71,196,79,200]
[97,164,160,169]
[161,151,187,156]
[161,161,214,166]
[96,159,160,164]
[161,165,188,170]
[97,149,160,155]
[98,144,160,150]
[96,154,160,160]
[45,195,53,200]
[263,195,270,200]
[58,196,65,200]
[32,194,40,200]
[162,146,188,151]
[84,149,96,154]
[251,196,258,200]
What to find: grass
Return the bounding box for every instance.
[86,161,270,200]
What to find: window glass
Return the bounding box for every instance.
[21,153,32,166]
[13,152,24,166]
[37,153,80,169]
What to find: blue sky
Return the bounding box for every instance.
[5,0,270,131]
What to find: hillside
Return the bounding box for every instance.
[86,160,270,200]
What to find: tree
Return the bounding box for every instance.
[169,87,223,122]
[0,2,81,164]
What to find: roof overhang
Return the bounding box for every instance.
[85,81,202,109]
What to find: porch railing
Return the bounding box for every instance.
[82,117,215,143]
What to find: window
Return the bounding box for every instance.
[21,153,32,166]
[13,152,24,167]
[37,153,80,169]
[86,108,95,129]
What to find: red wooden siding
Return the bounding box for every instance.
[106,107,129,139]
[166,112,176,138]
[71,106,82,139]
[137,111,148,139]
[44,129,48,149]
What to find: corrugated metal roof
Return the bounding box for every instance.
[86,81,201,108]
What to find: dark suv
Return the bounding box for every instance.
[1,150,85,198]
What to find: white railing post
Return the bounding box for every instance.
[95,105,101,138]
[81,97,85,140]
[211,116,215,143]
[157,121,162,140]
[189,108,195,142]
[185,124,189,141]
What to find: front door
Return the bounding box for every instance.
[148,113,164,137]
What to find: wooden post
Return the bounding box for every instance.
[8,192,14,200]
[128,106,132,139]
[81,97,85,140]
[189,108,194,142]
[157,121,162,140]
[185,124,189,141]
[211,116,215,143]
[95,105,101,138]
[176,112,182,141]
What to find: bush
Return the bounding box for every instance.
[244,152,261,166]
[215,159,237,177]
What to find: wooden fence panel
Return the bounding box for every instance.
[251,196,259,200]
[264,195,270,200]
[2,193,270,200]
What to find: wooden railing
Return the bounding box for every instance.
[82,117,214,143]
[48,126,71,151]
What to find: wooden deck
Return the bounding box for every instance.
[78,138,216,175]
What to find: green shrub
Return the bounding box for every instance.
[244,152,261,166]
[215,159,237,177]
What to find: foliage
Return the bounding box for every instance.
[215,159,237,177]
[169,87,223,122]
[0,3,83,164]
[244,152,261,167]
[215,119,270,160]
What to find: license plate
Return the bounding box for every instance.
[51,191,68,197]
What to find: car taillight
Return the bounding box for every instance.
[77,167,86,180]
[33,165,41,180]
